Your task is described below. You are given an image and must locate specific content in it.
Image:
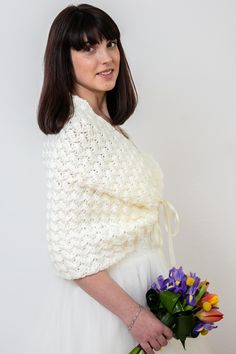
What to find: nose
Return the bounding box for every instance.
[97,47,112,64]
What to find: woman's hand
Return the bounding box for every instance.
[74,271,172,353]
[129,307,173,354]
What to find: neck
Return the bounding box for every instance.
[74,87,110,121]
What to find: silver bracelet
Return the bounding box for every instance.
[127,304,143,331]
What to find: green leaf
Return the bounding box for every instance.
[159,291,183,314]
[159,312,175,327]
[180,338,186,349]
[128,345,142,354]
[195,281,208,305]
[146,289,160,311]
[174,311,195,348]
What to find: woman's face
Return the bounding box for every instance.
[71,37,120,98]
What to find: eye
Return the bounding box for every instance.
[82,44,95,53]
[107,40,118,48]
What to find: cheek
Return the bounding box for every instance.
[113,51,120,66]
[73,60,94,80]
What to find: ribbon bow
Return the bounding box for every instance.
[153,199,180,267]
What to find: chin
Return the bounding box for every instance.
[103,80,117,91]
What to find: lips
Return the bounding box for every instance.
[97,69,113,76]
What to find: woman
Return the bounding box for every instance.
[29,3,211,354]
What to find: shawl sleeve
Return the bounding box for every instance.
[42,115,158,280]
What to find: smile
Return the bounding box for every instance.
[96,69,113,77]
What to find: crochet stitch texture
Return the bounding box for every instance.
[42,95,176,280]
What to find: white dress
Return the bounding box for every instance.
[23,228,212,354]
[24,95,212,353]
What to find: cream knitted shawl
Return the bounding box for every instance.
[42,95,180,280]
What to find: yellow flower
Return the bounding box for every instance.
[201,329,209,336]
[199,293,219,309]
[186,276,195,286]
[202,301,212,312]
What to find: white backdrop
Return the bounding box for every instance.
[0,1,235,353]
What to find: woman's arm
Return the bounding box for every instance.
[74,270,173,354]
[74,270,140,325]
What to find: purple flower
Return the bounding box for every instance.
[157,275,169,291]
[184,272,201,306]
[193,321,217,334]
[151,282,158,290]
[185,283,199,305]
[186,285,198,306]
[189,272,200,288]
[167,267,188,296]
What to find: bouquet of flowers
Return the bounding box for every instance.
[129,266,223,353]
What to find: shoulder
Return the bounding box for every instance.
[42,95,142,185]
[43,94,128,153]
[42,99,95,165]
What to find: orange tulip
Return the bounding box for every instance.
[196,309,224,323]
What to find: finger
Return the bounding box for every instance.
[157,334,168,347]
[163,326,173,340]
[139,342,155,354]
[148,338,162,351]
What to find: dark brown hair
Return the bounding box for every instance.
[37,3,138,135]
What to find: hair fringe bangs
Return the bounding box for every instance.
[68,12,120,51]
